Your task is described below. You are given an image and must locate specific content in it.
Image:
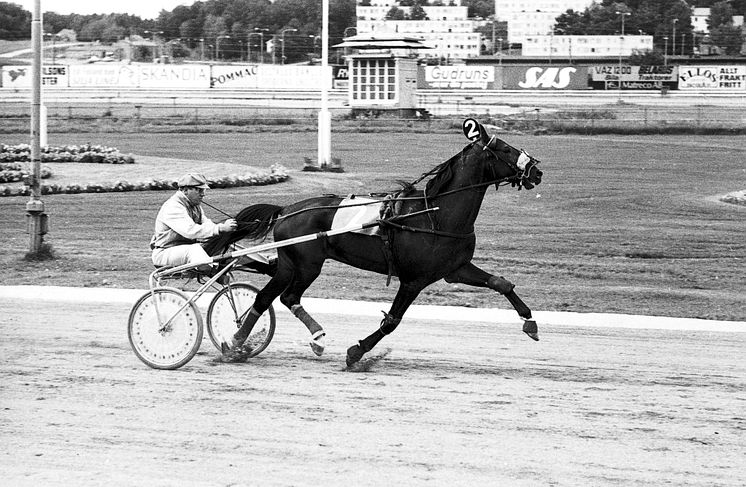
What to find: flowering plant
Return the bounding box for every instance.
[0,143,135,164]
[0,165,289,197]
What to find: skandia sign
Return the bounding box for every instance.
[425,66,494,89]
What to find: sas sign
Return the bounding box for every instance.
[503,66,585,90]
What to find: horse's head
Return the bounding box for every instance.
[462,118,543,190]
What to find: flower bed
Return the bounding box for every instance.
[0,164,289,197]
[0,162,53,183]
[0,143,135,164]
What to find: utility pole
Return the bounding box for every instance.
[27,0,48,255]
[317,0,331,169]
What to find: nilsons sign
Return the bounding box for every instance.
[588,65,677,90]
[678,66,746,90]
[424,66,495,89]
[1,65,69,88]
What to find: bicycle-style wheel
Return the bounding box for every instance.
[206,282,275,357]
[128,288,204,370]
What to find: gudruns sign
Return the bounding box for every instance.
[424,66,495,89]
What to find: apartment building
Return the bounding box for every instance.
[356,1,482,59]
[495,0,596,43]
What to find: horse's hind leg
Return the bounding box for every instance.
[346,280,426,367]
[444,262,539,341]
[279,263,326,356]
[229,260,294,350]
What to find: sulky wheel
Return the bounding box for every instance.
[128,287,204,370]
[206,282,275,357]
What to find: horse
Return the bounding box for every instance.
[205,119,543,367]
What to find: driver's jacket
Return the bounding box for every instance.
[150,191,220,250]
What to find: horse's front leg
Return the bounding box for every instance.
[346,280,426,367]
[444,262,539,341]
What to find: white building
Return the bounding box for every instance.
[356,1,482,59]
[691,7,744,33]
[522,35,654,57]
[495,0,597,44]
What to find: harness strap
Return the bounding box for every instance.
[379,219,475,239]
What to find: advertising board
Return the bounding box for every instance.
[210,65,325,89]
[210,65,260,88]
[502,66,587,90]
[588,65,677,90]
[423,66,496,89]
[678,66,746,90]
[137,64,210,88]
[68,64,139,87]
[1,65,69,88]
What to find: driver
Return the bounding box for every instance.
[150,173,237,271]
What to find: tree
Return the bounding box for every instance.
[0,2,31,40]
[708,1,744,54]
[628,49,665,64]
[710,24,743,53]
[385,6,406,21]
[409,2,429,21]
[462,0,493,19]
[709,1,735,29]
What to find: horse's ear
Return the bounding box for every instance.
[462,118,484,142]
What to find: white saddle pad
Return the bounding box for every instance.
[330,197,383,236]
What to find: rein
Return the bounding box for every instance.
[206,140,533,232]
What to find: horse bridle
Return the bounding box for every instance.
[477,135,539,190]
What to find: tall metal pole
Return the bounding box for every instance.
[317,0,331,168]
[672,19,677,59]
[27,0,47,254]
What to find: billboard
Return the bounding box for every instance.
[210,64,325,89]
[502,66,587,90]
[68,64,139,87]
[588,65,677,90]
[1,65,69,88]
[137,64,210,88]
[423,66,496,89]
[678,66,746,90]
[211,65,260,88]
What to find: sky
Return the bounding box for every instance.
[17,1,198,20]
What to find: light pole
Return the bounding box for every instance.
[144,30,163,61]
[281,28,297,64]
[615,10,630,36]
[663,36,668,66]
[672,18,678,59]
[616,11,630,99]
[254,28,268,63]
[248,32,262,63]
[200,38,205,61]
[497,37,503,65]
[215,35,230,60]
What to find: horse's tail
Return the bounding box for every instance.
[203,203,283,256]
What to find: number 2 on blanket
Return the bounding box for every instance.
[463,118,480,141]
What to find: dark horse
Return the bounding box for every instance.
[205,119,543,367]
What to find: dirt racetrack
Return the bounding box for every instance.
[1,293,744,486]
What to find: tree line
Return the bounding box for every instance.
[1,0,744,61]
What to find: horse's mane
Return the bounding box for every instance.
[420,146,467,197]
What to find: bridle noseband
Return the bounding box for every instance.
[477,135,539,190]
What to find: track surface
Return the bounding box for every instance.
[1,296,744,486]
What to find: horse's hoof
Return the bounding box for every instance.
[524,332,540,341]
[346,344,364,367]
[309,331,326,357]
[522,320,539,341]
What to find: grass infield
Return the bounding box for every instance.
[1,130,744,322]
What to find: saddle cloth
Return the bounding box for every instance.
[330,197,383,236]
